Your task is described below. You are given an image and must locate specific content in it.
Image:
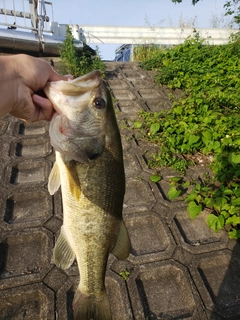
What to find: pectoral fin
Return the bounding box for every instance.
[111,220,131,260]
[48,161,61,195]
[53,227,76,270]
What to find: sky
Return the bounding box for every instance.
[50,0,228,60]
[0,0,230,60]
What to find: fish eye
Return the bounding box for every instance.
[93,97,106,110]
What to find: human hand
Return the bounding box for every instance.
[0,54,68,122]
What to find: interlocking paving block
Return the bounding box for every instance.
[0,119,8,135]
[52,191,63,221]
[6,159,51,186]
[117,100,145,116]
[44,216,63,234]
[153,178,187,206]
[130,79,154,89]
[124,71,148,81]
[0,283,54,320]
[0,228,53,289]
[124,177,156,212]
[127,260,204,320]
[14,120,50,136]
[134,148,159,174]
[107,79,130,89]
[120,63,141,72]
[138,88,162,99]
[43,266,69,292]
[191,250,240,319]
[106,271,134,320]
[105,63,123,80]
[10,138,52,158]
[112,89,137,100]
[55,271,132,320]
[129,133,153,150]
[172,210,229,254]
[145,97,172,111]
[0,143,10,169]
[2,189,52,229]
[123,152,142,178]
[125,211,175,264]
[119,131,131,152]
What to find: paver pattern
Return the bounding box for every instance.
[1,61,240,320]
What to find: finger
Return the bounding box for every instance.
[65,74,74,80]
[48,68,70,82]
[32,94,54,121]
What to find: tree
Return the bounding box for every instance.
[171,0,240,27]
[171,0,200,4]
[224,0,240,26]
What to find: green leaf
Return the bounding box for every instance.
[150,175,161,183]
[213,141,221,151]
[195,184,201,191]
[133,121,142,129]
[207,214,225,232]
[232,198,240,206]
[150,123,160,134]
[169,177,182,182]
[202,130,212,141]
[204,197,214,206]
[185,192,197,201]
[162,59,170,67]
[119,270,130,280]
[228,229,240,239]
[222,137,232,146]
[182,181,191,188]
[221,210,229,219]
[188,135,200,146]
[173,106,183,115]
[195,194,202,203]
[228,153,240,166]
[187,201,202,219]
[226,216,240,226]
[168,187,181,200]
[223,188,233,195]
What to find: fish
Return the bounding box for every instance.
[44,70,130,320]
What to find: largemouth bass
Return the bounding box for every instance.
[44,70,130,320]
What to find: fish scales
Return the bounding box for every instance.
[44,70,130,320]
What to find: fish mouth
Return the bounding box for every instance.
[44,70,103,116]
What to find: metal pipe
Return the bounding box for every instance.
[0,8,31,19]
[0,27,82,56]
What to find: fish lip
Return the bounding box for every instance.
[73,70,102,82]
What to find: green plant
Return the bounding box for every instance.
[59,26,105,77]
[134,32,240,239]
[134,44,166,62]
[119,270,130,280]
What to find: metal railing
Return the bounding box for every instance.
[0,0,68,55]
[0,0,53,33]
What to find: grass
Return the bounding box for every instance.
[133,30,240,239]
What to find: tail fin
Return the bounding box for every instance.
[73,287,112,320]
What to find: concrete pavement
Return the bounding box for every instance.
[0,61,240,319]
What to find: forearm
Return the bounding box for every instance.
[0,55,17,118]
